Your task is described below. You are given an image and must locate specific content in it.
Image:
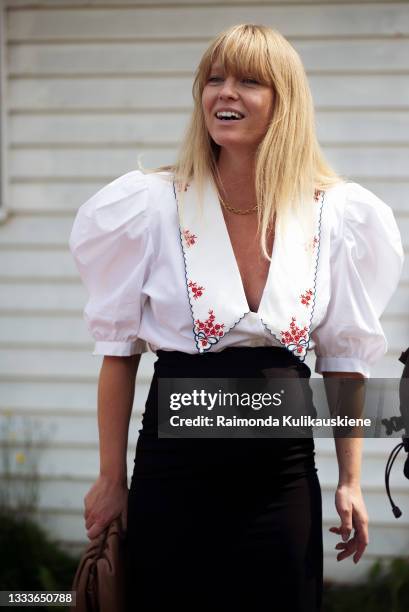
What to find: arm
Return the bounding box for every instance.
[312,184,403,564]
[98,354,142,484]
[84,354,142,539]
[322,372,365,485]
[322,370,369,564]
[68,171,152,539]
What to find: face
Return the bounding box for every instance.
[201,61,274,153]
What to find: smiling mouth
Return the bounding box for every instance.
[215,111,245,121]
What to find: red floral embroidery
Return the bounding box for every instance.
[188,280,204,300]
[314,189,322,202]
[182,228,197,247]
[194,309,225,350]
[280,317,309,355]
[300,289,313,307]
[176,181,190,192]
[305,235,319,253]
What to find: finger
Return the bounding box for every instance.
[337,545,355,561]
[341,522,352,542]
[330,524,351,542]
[353,547,366,564]
[338,504,353,541]
[87,521,106,540]
[329,526,341,535]
[335,535,359,552]
[353,550,364,563]
[353,529,369,564]
[85,513,106,532]
[336,537,359,561]
[339,524,352,541]
[335,538,356,552]
[331,525,357,554]
[337,550,351,562]
[85,515,96,530]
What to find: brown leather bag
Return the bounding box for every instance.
[70,516,127,612]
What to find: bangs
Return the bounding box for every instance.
[201,25,273,88]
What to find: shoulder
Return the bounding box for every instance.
[343,183,402,255]
[144,169,176,215]
[75,170,149,232]
[323,180,400,242]
[322,181,403,281]
[69,170,150,256]
[74,169,175,233]
[84,169,148,209]
[343,181,396,226]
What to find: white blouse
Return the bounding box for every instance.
[69,169,404,378]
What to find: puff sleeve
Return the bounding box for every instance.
[312,182,404,378]
[69,170,153,356]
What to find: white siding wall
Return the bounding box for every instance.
[0,0,408,583]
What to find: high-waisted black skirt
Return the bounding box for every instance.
[125,347,323,612]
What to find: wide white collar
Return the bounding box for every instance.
[174,174,325,359]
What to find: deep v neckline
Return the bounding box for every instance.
[174,174,326,356]
[209,177,276,316]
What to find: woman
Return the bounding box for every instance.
[69,24,404,612]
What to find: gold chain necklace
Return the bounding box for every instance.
[218,194,259,215]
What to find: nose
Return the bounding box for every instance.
[218,76,239,99]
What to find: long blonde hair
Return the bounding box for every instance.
[141,23,344,260]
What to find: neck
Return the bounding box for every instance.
[215,147,257,212]
[217,147,256,184]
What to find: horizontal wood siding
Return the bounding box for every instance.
[0,1,408,583]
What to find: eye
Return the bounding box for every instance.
[242,77,259,85]
[208,75,223,82]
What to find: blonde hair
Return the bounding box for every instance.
[141,23,344,260]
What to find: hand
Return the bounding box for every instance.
[329,482,369,564]
[84,475,129,540]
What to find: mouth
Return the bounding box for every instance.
[214,110,245,121]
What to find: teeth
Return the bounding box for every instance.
[216,111,243,120]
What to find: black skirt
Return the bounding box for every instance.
[125,347,323,612]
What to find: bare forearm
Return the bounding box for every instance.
[323,371,365,486]
[97,354,141,485]
[334,436,363,486]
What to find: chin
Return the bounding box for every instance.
[210,135,243,148]
[216,141,255,153]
